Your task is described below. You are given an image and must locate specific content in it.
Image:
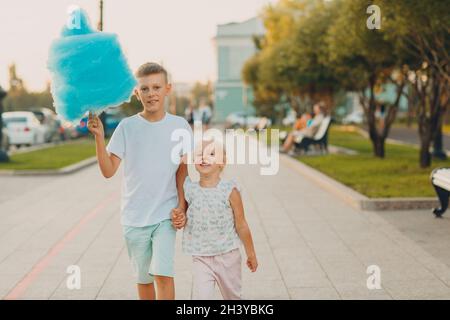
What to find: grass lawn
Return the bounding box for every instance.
[0,139,98,171]
[297,126,447,198]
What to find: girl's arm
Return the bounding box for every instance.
[175,162,188,211]
[229,188,258,272]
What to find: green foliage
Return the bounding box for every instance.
[190,81,213,106]
[0,139,97,170]
[4,87,54,112]
[326,0,396,91]
[300,127,447,197]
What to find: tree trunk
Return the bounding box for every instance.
[420,140,432,168]
[372,136,385,158]
[407,83,415,128]
[433,125,447,160]
[418,109,432,168]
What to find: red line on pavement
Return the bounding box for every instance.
[4,191,119,300]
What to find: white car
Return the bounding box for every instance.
[225,111,271,129]
[2,111,46,147]
[342,110,364,125]
[30,107,59,142]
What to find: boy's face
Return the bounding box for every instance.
[135,73,171,114]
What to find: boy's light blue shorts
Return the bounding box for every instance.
[122,219,176,284]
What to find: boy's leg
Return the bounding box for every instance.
[154,276,174,300]
[150,219,177,300]
[123,225,155,300]
[215,249,242,300]
[137,283,156,300]
[192,256,216,300]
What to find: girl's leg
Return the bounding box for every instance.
[215,249,242,300]
[192,256,216,300]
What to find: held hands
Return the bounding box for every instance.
[87,112,104,138]
[246,253,258,272]
[171,207,186,230]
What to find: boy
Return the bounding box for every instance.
[88,62,192,300]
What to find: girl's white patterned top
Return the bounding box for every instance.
[182,177,242,256]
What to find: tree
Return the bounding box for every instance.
[190,81,213,107]
[243,0,338,118]
[326,0,406,158]
[377,0,450,167]
[4,64,54,112]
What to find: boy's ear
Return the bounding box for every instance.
[134,88,140,101]
[165,83,172,95]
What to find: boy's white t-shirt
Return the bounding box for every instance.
[106,112,193,227]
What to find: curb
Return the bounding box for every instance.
[0,156,97,176]
[281,155,439,211]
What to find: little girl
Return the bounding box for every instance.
[174,139,258,300]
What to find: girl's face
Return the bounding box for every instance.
[194,141,225,176]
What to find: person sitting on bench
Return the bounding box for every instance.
[281,102,325,154]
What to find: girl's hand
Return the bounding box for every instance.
[171,208,186,229]
[246,253,258,272]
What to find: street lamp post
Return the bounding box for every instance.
[98,0,104,31]
[0,86,9,162]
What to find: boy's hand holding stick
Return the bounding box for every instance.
[87,111,104,138]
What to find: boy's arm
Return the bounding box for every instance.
[88,113,121,178]
[229,188,257,271]
[95,136,121,178]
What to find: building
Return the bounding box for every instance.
[213,17,264,122]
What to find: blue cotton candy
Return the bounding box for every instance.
[47,8,136,121]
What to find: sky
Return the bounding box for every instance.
[0,0,276,92]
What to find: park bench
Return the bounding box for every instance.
[295,116,332,154]
[431,167,450,217]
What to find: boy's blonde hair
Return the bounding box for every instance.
[135,62,168,83]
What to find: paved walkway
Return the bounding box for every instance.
[2,153,450,299]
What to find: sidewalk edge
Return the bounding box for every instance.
[281,155,439,211]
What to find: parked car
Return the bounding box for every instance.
[104,108,126,136]
[76,109,126,137]
[30,107,59,142]
[76,116,89,136]
[55,115,79,140]
[225,111,272,129]
[342,110,364,125]
[2,111,46,147]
